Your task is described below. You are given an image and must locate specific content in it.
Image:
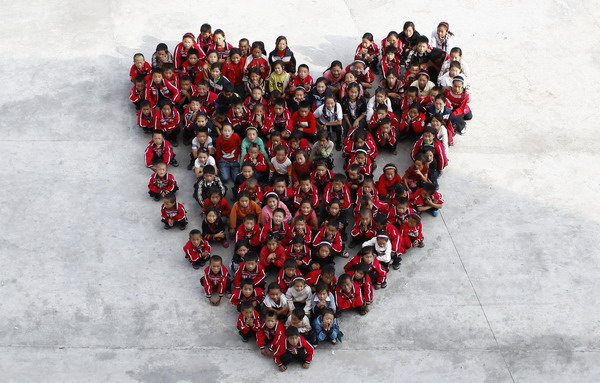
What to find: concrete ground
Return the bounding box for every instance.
[1,0,600,382]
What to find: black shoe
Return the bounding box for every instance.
[163,223,171,230]
[380,281,387,289]
[153,195,161,201]
[241,335,249,343]
[341,232,348,241]
[187,163,194,171]
[179,224,187,230]
[392,257,402,270]
[171,159,179,167]
[348,240,357,249]
[171,139,179,147]
[418,241,425,248]
[192,263,202,270]
[335,142,342,151]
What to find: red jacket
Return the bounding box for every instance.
[312,226,343,253]
[161,202,187,222]
[381,57,401,77]
[264,185,294,208]
[137,109,159,130]
[202,196,231,216]
[276,268,303,293]
[257,320,285,351]
[148,172,178,194]
[235,224,262,247]
[387,205,417,228]
[270,110,293,135]
[399,111,426,134]
[243,153,268,173]
[233,262,266,288]
[244,96,267,112]
[293,184,320,209]
[444,89,471,116]
[236,309,262,333]
[145,80,180,108]
[376,173,402,198]
[227,105,251,128]
[260,221,293,246]
[367,111,400,131]
[335,282,364,310]
[181,61,205,84]
[354,42,379,60]
[345,155,374,176]
[155,108,181,133]
[305,270,337,292]
[230,287,265,307]
[272,336,314,366]
[411,138,448,170]
[130,85,145,104]
[244,55,270,79]
[411,188,444,209]
[223,61,244,86]
[291,110,317,135]
[342,135,378,159]
[348,271,374,304]
[288,75,314,94]
[350,219,376,241]
[323,183,352,210]
[259,244,287,269]
[198,90,218,116]
[284,244,311,269]
[174,41,205,70]
[345,64,375,84]
[145,140,174,167]
[250,112,274,135]
[201,264,228,297]
[344,256,387,284]
[374,126,398,148]
[215,133,242,162]
[183,239,211,262]
[129,62,152,82]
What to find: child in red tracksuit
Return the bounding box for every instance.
[137,100,159,133]
[260,235,287,271]
[202,188,231,217]
[130,53,152,82]
[200,255,229,306]
[335,273,366,316]
[347,263,374,311]
[231,278,265,309]
[403,155,429,192]
[374,118,398,154]
[145,130,177,170]
[160,193,187,230]
[272,327,314,371]
[323,173,352,211]
[376,163,401,201]
[349,207,376,248]
[257,310,286,356]
[183,229,212,269]
[312,220,345,258]
[344,246,388,289]
[277,258,303,293]
[145,69,180,108]
[237,301,263,342]
[148,162,178,201]
[233,252,266,288]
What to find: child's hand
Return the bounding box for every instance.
[364,304,370,313]
[260,349,272,357]
[279,365,287,372]
[168,219,174,227]
[246,318,254,326]
[229,228,235,236]
[311,263,320,270]
[374,284,381,290]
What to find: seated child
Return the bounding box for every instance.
[309,130,334,169]
[235,214,262,250]
[148,162,178,201]
[444,75,472,135]
[272,326,314,371]
[402,213,424,248]
[130,75,147,109]
[347,263,374,310]
[320,199,350,242]
[232,252,266,289]
[137,100,159,133]
[374,118,398,154]
[203,187,231,217]
[154,99,182,146]
[286,307,312,339]
[268,60,291,96]
[346,164,364,202]
[310,282,337,318]
[313,95,344,150]
[160,193,187,230]
[293,175,320,210]
[310,161,334,194]
[344,246,388,289]
[411,71,436,98]
[411,182,444,217]
[269,98,293,139]
[311,308,343,346]
[334,273,366,316]
[265,178,294,212]
[257,310,286,356]
[291,100,317,141]
[349,208,376,248]
[287,129,312,159]
[183,229,211,269]
[237,301,262,342]
[306,265,337,292]
[263,282,289,320]
[362,231,392,268]
[366,87,393,121]
[193,147,217,179]
[403,154,429,192]
[293,199,319,232]
[202,206,229,247]
[313,220,345,258]
[130,53,152,83]
[260,207,293,245]
[291,149,312,189]
[285,276,312,318]
[229,192,262,236]
[323,173,352,211]
[200,255,229,306]
[243,143,268,183]
[194,165,227,206]
[376,163,401,201]
[345,148,374,177]
[290,216,313,244]
[229,240,251,274]
[238,176,264,203]
[310,244,335,270]
[399,102,426,135]
[388,196,417,229]
[265,130,287,159]
[241,126,268,160]
[259,235,287,271]
[277,259,303,294]
[269,145,293,185]
[145,130,177,170]
[231,278,265,309]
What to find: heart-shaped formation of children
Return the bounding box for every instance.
[131,20,471,372]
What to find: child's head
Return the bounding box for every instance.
[316,130,330,147]
[235,239,251,258]
[297,64,309,79]
[244,252,259,271]
[436,21,450,38]
[265,235,280,251]
[422,126,436,144]
[158,99,173,116]
[220,123,233,139]
[273,60,284,75]
[285,326,300,346]
[395,196,409,213]
[385,45,398,61]
[353,263,370,280]
[237,191,251,208]
[133,53,145,68]
[380,119,392,133]
[251,86,264,101]
[385,31,400,47]
[229,48,242,64]
[293,215,306,232]
[315,244,332,260]
[421,182,437,198]
[272,208,286,226]
[297,101,311,117]
[240,162,255,179]
[209,255,223,274]
[154,43,170,63]
[348,164,361,180]
[247,143,260,158]
[264,192,280,210]
[299,175,312,192]
[383,164,398,180]
[155,162,168,177]
[324,95,336,110]
[209,187,223,204]
[151,129,165,146]
[200,23,212,39]
[327,199,341,217]
[189,229,202,247]
[359,207,372,226]
[292,276,306,292]
[274,145,287,162]
[275,35,288,51]
[213,28,226,45]
[293,149,308,165]
[315,282,329,301]
[360,246,375,265]
[321,308,335,325]
[205,50,219,65]
[248,68,261,83]
[283,258,297,277]
[352,59,366,75]
[202,165,216,183]
[354,149,368,164]
[273,98,285,115]
[263,310,277,329]
[321,264,335,284]
[210,62,222,79]
[240,300,254,316]
[269,130,283,146]
[375,230,389,248]
[267,282,282,302]
[290,235,304,253]
[408,102,420,119]
[328,60,343,78]
[332,173,346,191]
[347,82,360,100]
[196,147,209,164]
[344,71,357,84]
[315,77,327,94]
[180,76,193,92]
[162,63,175,80]
[373,213,388,230]
[375,88,388,104]
[407,213,421,228]
[243,214,257,231]
[414,154,427,170]
[325,219,340,237]
[452,76,465,94]
[434,94,447,110]
[338,273,353,292]
[134,75,146,90]
[315,161,328,177]
[362,32,374,45]
[205,206,220,224]
[376,104,389,120]
[291,307,305,325]
[163,192,177,208]
[139,100,152,115]
[251,40,266,57]
[417,71,430,88]
[449,47,463,61]
[416,36,429,54]
[294,87,307,101]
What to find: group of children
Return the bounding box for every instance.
[133,21,469,372]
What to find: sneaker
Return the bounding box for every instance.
[330,339,337,345]
[380,281,387,289]
[431,209,439,217]
[392,258,402,270]
[335,142,342,151]
[171,159,179,167]
[163,224,171,230]
[418,241,425,248]
[179,224,187,230]
[192,263,202,270]
[187,163,194,171]
[342,250,350,258]
[153,195,161,201]
[241,336,249,343]
[171,140,179,147]
[223,240,230,248]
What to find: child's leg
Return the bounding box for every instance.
[239,329,251,342]
[217,159,231,183]
[176,218,188,230]
[187,152,195,171]
[182,127,195,146]
[332,125,344,150]
[148,190,162,201]
[166,127,181,146]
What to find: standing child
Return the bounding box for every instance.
[354,32,380,74]
[269,145,293,185]
[200,255,229,306]
[268,36,297,73]
[183,229,212,269]
[160,193,188,230]
[268,60,291,95]
[148,162,178,201]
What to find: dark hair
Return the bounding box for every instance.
[244,214,257,223]
[298,64,309,72]
[213,28,225,37]
[291,235,304,245]
[315,282,329,293]
[415,153,428,163]
[417,36,429,45]
[140,100,151,108]
[210,254,223,264]
[286,326,299,337]
[200,23,212,33]
[151,129,165,137]
[450,47,463,56]
[210,62,222,70]
[155,43,169,53]
[292,307,305,320]
[374,213,387,225]
[321,264,335,275]
[251,41,267,55]
[362,32,374,41]
[327,219,339,228]
[245,252,259,262]
[267,282,281,292]
[316,130,330,141]
[403,21,416,31]
[395,196,409,205]
[328,60,343,70]
[337,273,352,285]
[333,173,347,183]
[283,258,297,269]
[239,301,254,311]
[240,278,254,288]
[189,229,201,237]
[273,208,286,217]
[229,48,241,57]
[385,45,398,54]
[422,182,437,193]
[163,192,176,203]
[241,161,255,170]
[203,165,216,175]
[235,239,251,251]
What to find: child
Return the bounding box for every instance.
[235,214,262,250]
[129,75,146,109]
[268,36,296,73]
[323,173,352,211]
[160,193,187,230]
[376,163,402,200]
[430,22,455,54]
[227,97,252,137]
[374,118,398,154]
[411,182,444,217]
[193,147,216,179]
[244,41,270,80]
[345,60,375,96]
[295,199,319,232]
[310,161,334,194]
[399,102,426,135]
[265,178,295,212]
[215,123,242,184]
[269,145,293,185]
[223,48,244,94]
[310,282,337,318]
[362,231,392,268]
[404,213,424,248]
[381,45,401,79]
[148,162,178,201]
[341,82,368,132]
[200,255,229,306]
[154,99,181,146]
[237,301,262,342]
[313,96,344,151]
[345,148,374,177]
[197,23,213,51]
[197,79,219,117]
[291,101,317,141]
[380,70,404,108]
[403,155,429,191]
[272,327,313,371]
[291,216,313,245]
[440,47,470,78]
[313,220,345,258]
[130,53,151,83]
[320,199,350,242]
[312,308,343,345]
[354,32,380,74]
[261,193,292,227]
[232,253,267,289]
[293,175,320,211]
[251,104,274,137]
[269,99,293,139]
[309,77,334,111]
[230,240,251,275]
[263,282,290,320]
[288,87,307,114]
[347,263,374,310]
[410,126,448,178]
[202,206,228,247]
[257,310,286,356]
[231,278,265,309]
[366,87,394,121]
[268,60,291,95]
[265,130,287,159]
[306,265,337,292]
[208,62,232,94]
[233,162,259,199]
[309,130,334,169]
[229,193,262,235]
[203,188,231,217]
[286,307,312,339]
[145,68,180,108]
[260,235,287,271]
[310,244,335,270]
[277,258,303,294]
[206,29,234,62]
[346,164,364,202]
[151,43,173,69]
[245,68,267,96]
[245,86,267,112]
[243,143,268,182]
[344,246,387,289]
[174,33,204,70]
[399,21,421,59]
[388,196,417,228]
[194,165,227,206]
[241,126,268,161]
[288,64,314,95]
[444,76,472,135]
[334,273,366,316]
[322,60,346,95]
[183,229,212,269]
[411,71,436,98]
[349,208,376,248]
[285,277,312,318]
[291,149,312,188]
[137,100,159,133]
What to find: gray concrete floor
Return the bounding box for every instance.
[2,0,600,382]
